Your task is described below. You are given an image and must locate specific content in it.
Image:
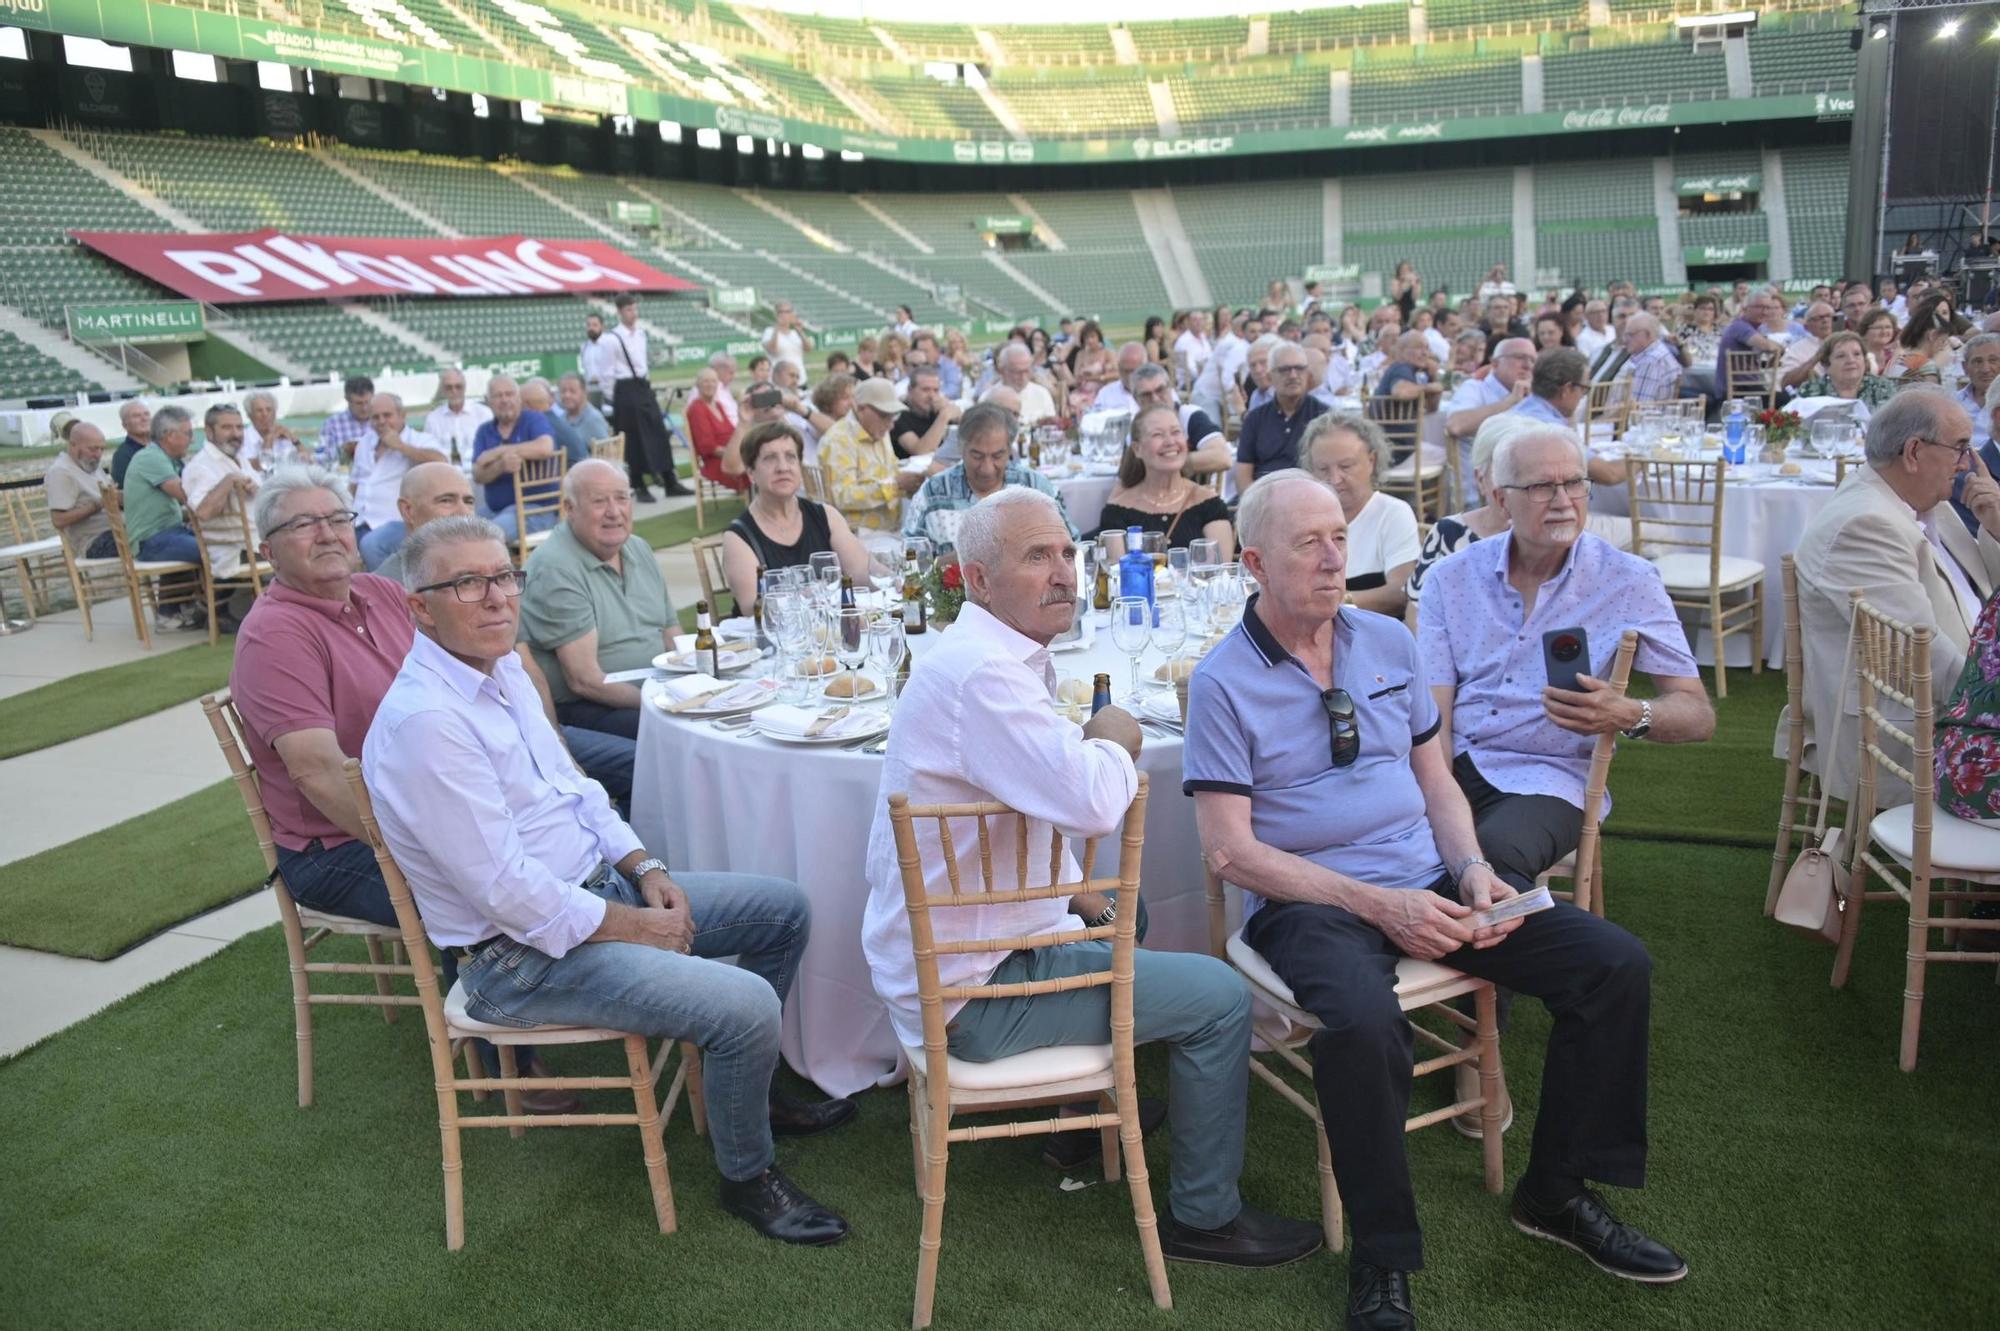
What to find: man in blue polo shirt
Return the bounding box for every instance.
[1231,342,1327,496]
[1184,471,1684,1331]
[471,374,559,543]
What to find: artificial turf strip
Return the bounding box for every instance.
[0,838,1992,1328]
[0,779,264,959]
[1601,665,1788,850]
[0,640,237,761]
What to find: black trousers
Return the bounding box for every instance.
[1244,873,1652,1272]
[611,377,674,488]
[556,697,641,740]
[1454,751,1583,882]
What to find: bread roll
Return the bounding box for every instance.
[823,672,878,698]
[800,654,838,676]
[1154,657,1196,684]
[1055,678,1094,705]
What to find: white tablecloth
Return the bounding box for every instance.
[1051,469,1120,536]
[630,620,1214,1097]
[1591,455,1839,666]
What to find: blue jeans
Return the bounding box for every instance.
[137,524,202,566]
[357,520,406,570]
[275,837,396,926]
[454,867,809,1182]
[490,507,557,543]
[946,941,1252,1231]
[563,726,634,808]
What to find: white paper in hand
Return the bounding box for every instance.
[1466,884,1555,932]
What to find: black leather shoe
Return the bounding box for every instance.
[769,1088,857,1137]
[1511,1184,1688,1283]
[1042,1096,1167,1170]
[632,486,657,504]
[718,1166,849,1246]
[662,480,694,496]
[1347,1260,1417,1330]
[1159,1203,1323,1268]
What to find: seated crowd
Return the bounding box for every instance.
[35,267,1997,1330]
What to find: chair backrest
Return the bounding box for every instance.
[1625,457,1725,577]
[184,498,264,591]
[97,483,144,575]
[1725,350,1774,407]
[591,432,626,466]
[1571,629,1640,901]
[1781,554,1805,754]
[1585,381,1632,441]
[512,451,568,558]
[343,758,461,1077]
[1847,592,1936,835]
[3,485,52,544]
[692,535,728,610]
[1366,395,1423,459]
[201,691,282,876]
[801,461,831,505]
[886,774,1149,1086]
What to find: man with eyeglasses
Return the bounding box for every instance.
[1232,344,1329,496]
[518,459,675,741]
[1186,471,1687,1331]
[1792,386,1999,806]
[1443,336,1534,454]
[1417,428,1710,889]
[362,514,853,1245]
[1130,363,1231,477]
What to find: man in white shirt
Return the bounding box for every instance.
[423,368,492,469]
[1780,302,1837,390]
[1193,313,1248,425]
[578,311,614,409]
[1092,342,1149,416]
[1175,310,1213,394]
[994,342,1057,425]
[1956,332,2000,448]
[352,393,447,570]
[761,300,811,375]
[602,294,690,501]
[181,403,260,592]
[363,514,855,1246]
[860,487,1322,1270]
[1444,337,1534,444]
[1574,302,1614,364]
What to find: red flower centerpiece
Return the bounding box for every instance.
[926,558,965,625]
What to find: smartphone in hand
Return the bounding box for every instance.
[1542,626,1591,693]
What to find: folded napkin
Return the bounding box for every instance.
[668,635,761,667]
[756,704,877,739]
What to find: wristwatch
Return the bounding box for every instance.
[1621,699,1653,741]
[1086,900,1118,928]
[1454,855,1493,882]
[632,857,669,881]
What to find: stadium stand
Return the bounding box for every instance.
[220,304,429,377]
[736,57,867,128]
[1125,18,1249,62]
[1425,0,1581,33]
[767,12,891,58]
[991,68,1160,138]
[1173,180,1323,307]
[1265,4,1411,51]
[1344,168,1515,295]
[81,132,422,237]
[460,0,648,82]
[857,75,1008,137]
[1170,69,1330,134]
[1748,20,1859,96]
[0,325,100,397]
[1542,38,1730,107]
[1781,143,1851,278]
[871,22,986,64]
[1350,56,1523,122]
[989,23,1120,66]
[1534,158,1663,288]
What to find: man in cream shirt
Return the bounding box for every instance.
[860,486,1322,1270]
[1791,387,2000,804]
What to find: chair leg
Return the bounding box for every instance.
[906,1077,924,1199]
[1900,875,1931,1072]
[363,935,397,1024]
[1097,1090,1121,1183]
[127,575,151,649]
[912,1098,951,1331]
[1751,582,1766,676]
[1710,590,1729,699]
[681,1041,707,1137]
[72,566,95,640]
[1475,986,1505,1194]
[438,1069,467,1251]
[496,1044,525,1139]
[627,1035,678,1233]
[1767,766,1807,917]
[1590,837,1606,919]
[1114,1076,1172,1312]
[1311,1112,1343,1253]
[464,1040,489,1103]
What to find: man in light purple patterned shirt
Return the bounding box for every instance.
[1417,428,1714,882]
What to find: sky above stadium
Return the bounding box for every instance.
[734,0,1338,20]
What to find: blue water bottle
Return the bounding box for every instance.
[1117,525,1155,609]
[1723,400,1748,465]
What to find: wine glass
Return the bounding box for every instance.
[809,550,841,606]
[867,546,902,605]
[1208,563,1246,635]
[834,605,869,694]
[1188,537,1220,574]
[1167,546,1191,598]
[867,615,906,711]
[768,594,812,703]
[1150,596,1186,676]
[1110,596,1151,702]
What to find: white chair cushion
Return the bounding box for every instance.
[443,977,628,1044]
[1651,552,1765,593]
[903,1041,1113,1092]
[297,905,400,936]
[1382,459,1444,482]
[524,528,555,548]
[0,536,60,559]
[1227,933,1482,1020]
[1870,803,2000,880]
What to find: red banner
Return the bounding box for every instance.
[70,229,697,304]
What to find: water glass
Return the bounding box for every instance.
[809,551,841,605]
[1109,596,1151,701]
[867,546,901,599]
[1188,538,1221,573]
[834,606,868,691]
[867,615,906,710]
[1150,595,1186,667]
[1208,563,1246,634]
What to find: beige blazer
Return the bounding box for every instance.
[1787,465,2000,803]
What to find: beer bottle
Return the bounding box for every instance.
[1092,558,1111,611]
[1090,673,1113,716]
[1029,433,1042,468]
[751,564,769,651]
[693,600,721,678]
[902,555,927,634]
[839,574,856,611]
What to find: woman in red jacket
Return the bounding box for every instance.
[686,367,748,493]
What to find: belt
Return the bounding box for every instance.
[451,863,617,962]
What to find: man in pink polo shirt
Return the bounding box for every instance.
[231,465,584,1112]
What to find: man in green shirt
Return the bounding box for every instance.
[518,458,676,740]
[122,404,207,632]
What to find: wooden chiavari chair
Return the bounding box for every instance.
[1626,457,1765,698]
[1533,630,1639,918]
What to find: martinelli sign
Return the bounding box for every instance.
[69,230,695,304]
[65,301,206,343]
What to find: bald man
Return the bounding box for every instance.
[373,462,477,588]
[1093,342,1150,415]
[1616,314,1683,404]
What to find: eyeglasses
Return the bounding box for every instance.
[1919,438,1975,463]
[269,510,357,537]
[1322,688,1361,769]
[1273,364,1310,375]
[414,569,525,603]
[1502,477,1590,504]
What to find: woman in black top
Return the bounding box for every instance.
[1094,405,1234,559]
[720,420,868,615]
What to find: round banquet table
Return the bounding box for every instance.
[1589,450,1841,667]
[630,618,1221,1098]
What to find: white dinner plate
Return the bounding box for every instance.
[653,642,762,674]
[753,714,891,745]
[650,678,779,717]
